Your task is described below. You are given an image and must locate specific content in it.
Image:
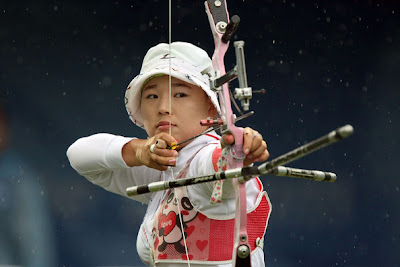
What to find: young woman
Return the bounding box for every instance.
[67,42,271,266]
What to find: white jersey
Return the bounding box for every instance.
[67,131,270,266]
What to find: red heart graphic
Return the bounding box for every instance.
[186,225,195,237]
[158,253,168,259]
[181,254,193,260]
[196,240,208,251]
[197,213,207,222]
[158,211,176,236]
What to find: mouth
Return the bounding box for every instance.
[157,121,176,131]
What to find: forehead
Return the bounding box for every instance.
[142,75,201,91]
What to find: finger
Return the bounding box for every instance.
[249,133,264,153]
[148,161,169,171]
[138,147,169,171]
[252,149,270,163]
[247,140,267,159]
[150,153,177,167]
[252,144,270,163]
[243,127,259,155]
[221,134,234,148]
[156,132,178,147]
[155,139,167,149]
[153,147,179,158]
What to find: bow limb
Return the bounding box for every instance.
[205,1,251,266]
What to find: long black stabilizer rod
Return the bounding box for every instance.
[126,124,353,196]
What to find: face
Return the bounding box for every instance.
[140,76,217,148]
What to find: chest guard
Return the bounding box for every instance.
[152,146,271,265]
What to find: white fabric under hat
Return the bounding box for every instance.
[125,42,221,128]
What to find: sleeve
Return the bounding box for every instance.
[66,133,155,204]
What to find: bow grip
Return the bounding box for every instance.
[228,126,246,167]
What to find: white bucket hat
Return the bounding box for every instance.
[125,42,221,128]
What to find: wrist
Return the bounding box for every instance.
[122,139,145,167]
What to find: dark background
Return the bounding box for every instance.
[1,0,399,266]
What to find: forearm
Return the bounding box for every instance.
[122,138,147,167]
[67,133,133,175]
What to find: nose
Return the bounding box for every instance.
[157,94,171,115]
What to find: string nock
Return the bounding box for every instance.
[168,142,179,150]
[222,15,240,43]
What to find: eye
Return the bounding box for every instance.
[181,197,193,210]
[145,94,158,99]
[175,92,187,98]
[167,193,174,204]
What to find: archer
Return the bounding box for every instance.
[67,41,271,266]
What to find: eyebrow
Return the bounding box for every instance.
[143,82,192,91]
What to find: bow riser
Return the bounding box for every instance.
[205,1,251,266]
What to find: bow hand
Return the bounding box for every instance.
[221,127,269,166]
